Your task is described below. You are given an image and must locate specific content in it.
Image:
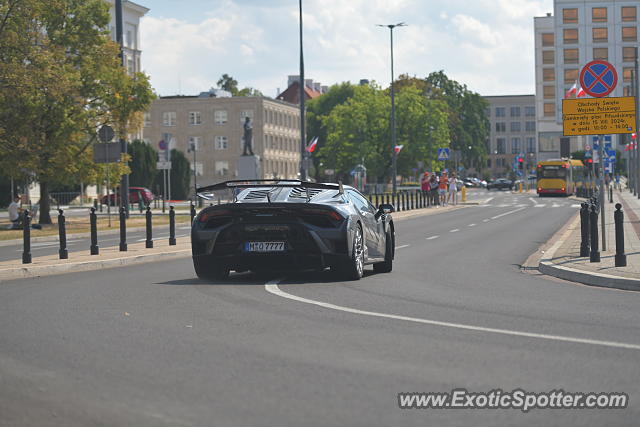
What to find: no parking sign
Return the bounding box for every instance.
[579,60,617,98]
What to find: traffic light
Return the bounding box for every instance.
[585,158,593,170]
[518,156,524,170]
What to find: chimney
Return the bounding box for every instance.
[288,75,300,86]
[305,79,313,89]
[313,82,321,92]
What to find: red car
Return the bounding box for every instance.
[101,187,154,205]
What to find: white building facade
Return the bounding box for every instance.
[105,0,149,74]
[534,1,638,161]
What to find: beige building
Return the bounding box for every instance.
[143,91,302,192]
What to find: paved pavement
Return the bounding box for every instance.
[538,188,640,290]
[2,190,638,426]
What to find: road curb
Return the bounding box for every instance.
[537,214,640,292]
[0,249,191,281]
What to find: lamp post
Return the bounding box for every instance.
[377,22,406,195]
[298,0,307,181]
[188,140,197,200]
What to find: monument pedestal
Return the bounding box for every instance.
[237,155,261,180]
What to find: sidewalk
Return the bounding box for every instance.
[0,198,486,281]
[538,188,640,291]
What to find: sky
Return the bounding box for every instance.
[139,0,554,98]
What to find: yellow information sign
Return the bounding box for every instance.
[562,96,636,136]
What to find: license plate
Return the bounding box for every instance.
[244,241,286,252]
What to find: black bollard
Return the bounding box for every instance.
[90,207,99,255]
[368,194,373,203]
[410,191,415,210]
[169,206,176,245]
[190,201,196,224]
[22,210,31,264]
[402,192,406,211]
[609,186,613,204]
[579,203,590,257]
[589,203,600,262]
[145,205,153,249]
[58,209,68,259]
[614,203,627,267]
[119,206,127,252]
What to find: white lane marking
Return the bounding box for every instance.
[426,235,439,240]
[552,203,561,208]
[483,219,490,222]
[571,204,581,208]
[534,204,546,208]
[490,207,526,220]
[265,280,640,351]
[468,223,476,227]
[484,197,494,204]
[528,197,538,205]
[450,229,459,233]
[395,244,410,250]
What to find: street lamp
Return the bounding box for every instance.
[377,22,406,195]
[298,0,307,181]
[187,140,197,200]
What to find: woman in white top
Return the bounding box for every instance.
[448,173,458,205]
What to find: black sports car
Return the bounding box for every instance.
[191,180,395,281]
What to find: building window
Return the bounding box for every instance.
[485,107,491,117]
[215,161,229,176]
[525,121,536,132]
[543,103,555,117]
[511,138,521,154]
[143,112,151,127]
[496,122,506,132]
[622,6,637,22]
[543,68,555,82]
[592,27,608,43]
[527,137,536,153]
[542,33,554,47]
[563,8,578,24]
[215,136,228,150]
[240,110,254,123]
[564,48,579,64]
[525,106,535,117]
[623,47,636,63]
[592,7,607,23]
[510,106,520,117]
[624,86,633,96]
[190,162,203,176]
[563,28,578,44]
[188,136,201,151]
[495,107,506,117]
[539,134,559,152]
[510,122,521,132]
[162,112,176,127]
[564,69,578,84]
[542,50,554,65]
[188,111,201,125]
[623,68,634,83]
[496,138,506,154]
[593,48,608,61]
[622,27,637,42]
[543,85,555,99]
[487,159,492,168]
[214,110,227,124]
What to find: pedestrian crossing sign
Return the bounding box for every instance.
[437,148,450,161]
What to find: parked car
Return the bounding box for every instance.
[191,180,396,281]
[101,187,155,205]
[486,178,513,191]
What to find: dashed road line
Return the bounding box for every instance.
[490,207,526,220]
[483,219,490,222]
[426,235,439,240]
[450,229,459,233]
[395,244,410,250]
[468,223,476,227]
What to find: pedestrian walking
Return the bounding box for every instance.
[439,172,448,206]
[448,173,458,205]
[8,196,22,229]
[429,174,439,206]
[421,172,430,206]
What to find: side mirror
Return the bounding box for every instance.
[375,203,394,219]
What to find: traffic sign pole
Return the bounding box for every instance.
[634,48,640,200]
[598,134,606,251]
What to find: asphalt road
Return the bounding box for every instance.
[1,191,638,426]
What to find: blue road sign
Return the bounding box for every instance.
[580,60,617,97]
[437,148,450,161]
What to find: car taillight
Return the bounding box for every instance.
[301,208,343,222]
[562,187,565,191]
[198,209,232,223]
[538,188,542,192]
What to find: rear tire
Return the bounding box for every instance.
[373,231,393,273]
[193,256,229,281]
[341,225,364,281]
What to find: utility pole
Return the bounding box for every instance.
[635,48,639,199]
[115,0,129,216]
[298,0,307,181]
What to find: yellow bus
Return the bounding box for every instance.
[536,159,585,196]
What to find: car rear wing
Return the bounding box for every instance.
[196,180,344,202]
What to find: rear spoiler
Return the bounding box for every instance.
[197,179,344,201]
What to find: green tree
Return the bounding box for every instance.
[165,149,190,200]
[217,73,239,95]
[128,139,158,188]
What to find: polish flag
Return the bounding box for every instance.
[306,136,318,153]
[564,82,577,98]
[394,144,404,154]
[577,86,586,97]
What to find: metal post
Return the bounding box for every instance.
[589,203,600,262]
[145,205,153,249]
[598,134,606,251]
[22,210,31,264]
[580,203,590,257]
[90,207,99,255]
[609,185,613,203]
[58,209,68,259]
[190,201,196,224]
[390,28,397,195]
[634,48,640,200]
[298,0,307,181]
[169,206,176,245]
[614,203,627,267]
[119,206,127,252]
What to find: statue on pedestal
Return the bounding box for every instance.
[242,117,254,156]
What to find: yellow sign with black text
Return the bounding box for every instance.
[562,96,636,136]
